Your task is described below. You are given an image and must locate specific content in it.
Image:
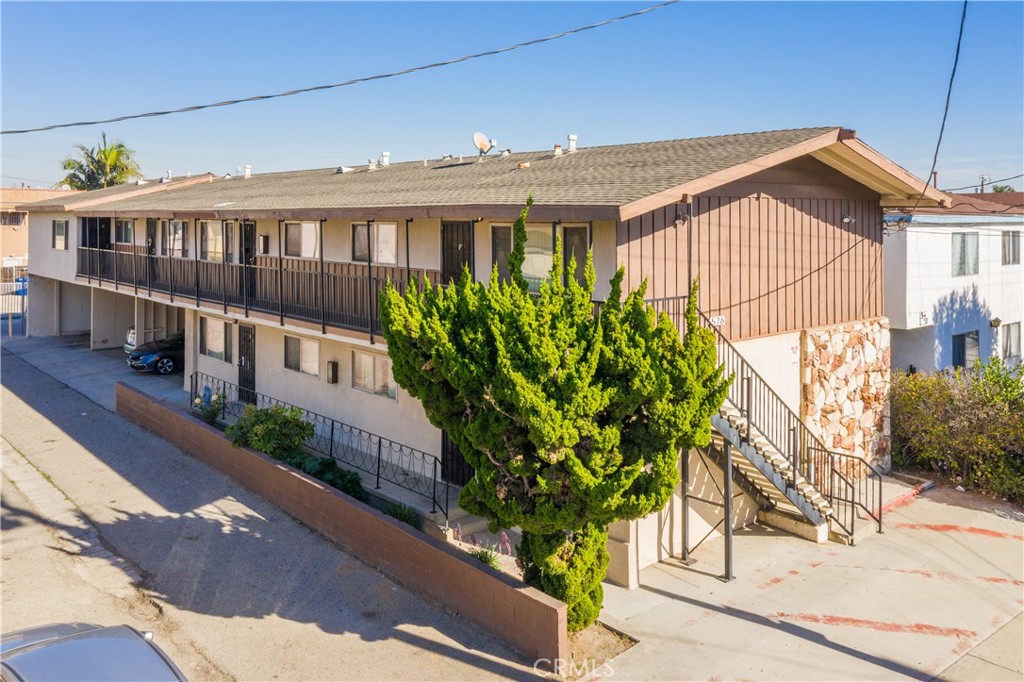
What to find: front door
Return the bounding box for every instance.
[238,324,256,404]
[441,221,473,284]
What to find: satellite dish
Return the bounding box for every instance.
[473,132,493,155]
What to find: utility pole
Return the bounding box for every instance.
[980,175,991,193]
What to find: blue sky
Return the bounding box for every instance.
[2,1,1022,192]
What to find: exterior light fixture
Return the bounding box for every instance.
[842,214,855,224]
[991,318,1002,328]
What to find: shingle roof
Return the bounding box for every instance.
[78,127,840,214]
[15,175,215,211]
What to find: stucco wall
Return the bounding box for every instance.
[801,318,891,469]
[90,288,134,349]
[732,331,803,415]
[27,212,79,282]
[59,282,91,334]
[186,310,441,456]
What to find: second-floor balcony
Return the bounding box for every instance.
[76,246,441,339]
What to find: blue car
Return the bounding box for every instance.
[126,333,185,375]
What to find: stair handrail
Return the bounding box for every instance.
[643,296,883,537]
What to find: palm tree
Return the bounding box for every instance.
[56,133,143,190]
[991,184,1016,193]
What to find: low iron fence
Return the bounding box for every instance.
[189,371,449,520]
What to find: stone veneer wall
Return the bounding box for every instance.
[801,318,891,470]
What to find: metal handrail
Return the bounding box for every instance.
[642,295,883,537]
[189,371,449,521]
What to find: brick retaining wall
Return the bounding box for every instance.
[115,382,567,666]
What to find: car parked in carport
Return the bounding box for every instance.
[126,333,185,375]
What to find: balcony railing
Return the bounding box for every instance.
[77,247,441,339]
[190,371,450,520]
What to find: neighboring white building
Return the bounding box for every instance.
[884,193,1023,372]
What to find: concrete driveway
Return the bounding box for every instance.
[601,481,1023,681]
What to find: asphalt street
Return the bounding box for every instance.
[1,348,541,681]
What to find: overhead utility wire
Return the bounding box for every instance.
[2,0,679,136]
[942,173,1024,192]
[905,0,968,217]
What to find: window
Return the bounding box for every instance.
[284,334,319,376]
[951,330,979,369]
[1,211,26,226]
[951,232,979,276]
[52,220,68,250]
[200,220,224,262]
[351,222,397,264]
[352,350,396,399]
[1003,231,1021,265]
[491,223,589,289]
[162,219,189,257]
[224,221,235,263]
[199,316,232,363]
[285,221,319,258]
[1003,322,1021,360]
[114,219,134,244]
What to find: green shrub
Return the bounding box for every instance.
[468,545,500,570]
[891,357,1024,503]
[282,451,369,503]
[226,404,314,459]
[224,405,368,502]
[383,502,423,530]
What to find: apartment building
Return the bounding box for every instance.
[21,127,948,583]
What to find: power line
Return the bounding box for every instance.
[906,0,969,216]
[1,1,680,136]
[941,173,1024,192]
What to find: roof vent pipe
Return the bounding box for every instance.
[368,159,378,171]
[553,144,562,157]
[166,170,172,179]
[244,165,252,179]
[380,152,390,167]
[567,134,578,152]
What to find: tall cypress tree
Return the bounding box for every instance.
[380,197,728,630]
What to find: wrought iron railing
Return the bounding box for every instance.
[76,247,440,342]
[189,371,449,520]
[641,295,883,539]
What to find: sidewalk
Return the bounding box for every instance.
[599,478,1023,680]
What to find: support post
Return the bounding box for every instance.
[681,447,692,564]
[365,219,374,344]
[131,219,138,295]
[193,219,200,307]
[318,219,326,334]
[221,220,228,313]
[723,441,735,581]
[743,376,752,444]
[375,437,382,489]
[404,218,412,285]
[277,220,284,326]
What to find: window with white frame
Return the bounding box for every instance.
[352,350,396,400]
[284,221,319,258]
[1003,322,1021,360]
[52,219,68,250]
[199,316,232,363]
[351,222,397,264]
[200,220,224,262]
[162,219,189,257]
[114,219,134,244]
[284,334,319,376]
[951,232,979,276]
[1003,231,1021,266]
